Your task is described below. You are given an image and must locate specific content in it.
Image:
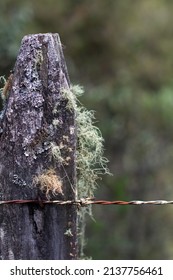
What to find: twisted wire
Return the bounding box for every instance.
[0,198,173,206]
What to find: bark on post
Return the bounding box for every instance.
[0,33,77,259]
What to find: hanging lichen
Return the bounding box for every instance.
[61,84,110,258]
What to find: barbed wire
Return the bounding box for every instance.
[0,198,173,207]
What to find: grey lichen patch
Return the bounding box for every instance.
[52,118,60,127]
[52,104,59,115]
[22,125,51,162]
[8,249,14,260]
[35,141,51,155]
[69,126,75,135]
[50,142,71,166]
[3,38,48,167]
[12,174,27,187]
[50,143,64,164]
[64,228,73,237]
[63,135,69,142]
[0,228,4,241]
[23,139,51,161]
[34,49,43,70]
[33,168,63,199]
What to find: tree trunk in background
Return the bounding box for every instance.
[0,33,77,259]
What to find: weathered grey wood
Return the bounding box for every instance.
[0,33,77,259]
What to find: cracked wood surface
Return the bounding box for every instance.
[0,33,77,259]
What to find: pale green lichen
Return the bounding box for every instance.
[60,84,110,258]
[68,85,110,196]
[52,118,60,127]
[34,49,43,70]
[61,84,83,111]
[0,76,6,101]
[64,228,73,237]
[50,142,64,164]
[50,84,110,257]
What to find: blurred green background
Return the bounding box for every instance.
[1,0,173,259]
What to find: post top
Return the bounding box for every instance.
[21,33,61,44]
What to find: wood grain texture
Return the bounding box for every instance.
[0,33,77,259]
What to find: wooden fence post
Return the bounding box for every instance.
[0,33,77,259]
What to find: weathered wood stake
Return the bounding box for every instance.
[0,33,77,259]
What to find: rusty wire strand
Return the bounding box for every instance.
[0,198,173,206]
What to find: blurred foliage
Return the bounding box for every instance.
[0,0,32,108]
[0,0,32,74]
[1,0,173,259]
[84,86,173,259]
